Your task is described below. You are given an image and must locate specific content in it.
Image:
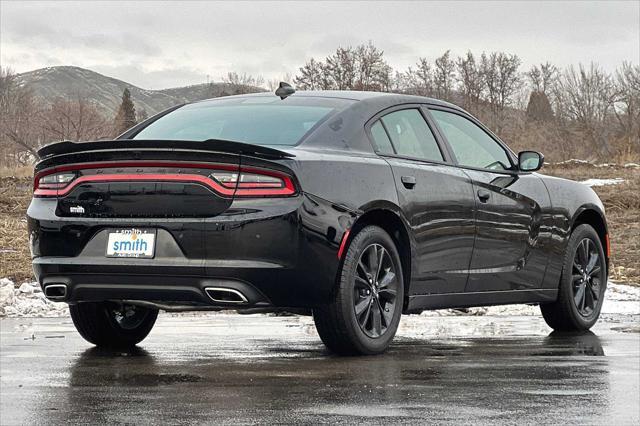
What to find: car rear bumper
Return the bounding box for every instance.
[29,193,356,309]
[34,261,273,309]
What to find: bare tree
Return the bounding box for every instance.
[614,62,640,149]
[41,95,111,142]
[353,42,392,91]
[402,58,433,96]
[294,58,322,90]
[527,62,558,95]
[266,73,294,91]
[295,43,392,92]
[554,63,617,154]
[222,72,265,95]
[294,58,332,90]
[480,52,522,131]
[325,47,356,90]
[0,67,43,159]
[456,51,484,110]
[433,50,456,101]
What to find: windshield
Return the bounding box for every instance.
[132,96,350,146]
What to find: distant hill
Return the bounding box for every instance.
[15,66,262,117]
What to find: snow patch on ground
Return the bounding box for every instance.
[581,178,626,187]
[555,159,592,166]
[0,279,68,318]
[552,159,639,169]
[1,278,637,319]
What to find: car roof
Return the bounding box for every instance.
[193,90,462,110]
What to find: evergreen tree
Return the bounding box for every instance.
[114,88,136,135]
[526,91,554,122]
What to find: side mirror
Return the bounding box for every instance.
[518,151,544,172]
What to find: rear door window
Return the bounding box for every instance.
[380,109,444,162]
[370,120,395,154]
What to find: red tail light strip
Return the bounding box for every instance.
[34,161,296,198]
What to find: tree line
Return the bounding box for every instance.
[1,42,638,166]
[294,43,638,161]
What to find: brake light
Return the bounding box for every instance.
[210,171,287,189]
[34,172,77,194]
[33,162,296,198]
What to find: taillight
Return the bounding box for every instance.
[210,168,295,196]
[33,163,296,198]
[34,172,77,196]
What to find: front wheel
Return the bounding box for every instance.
[540,224,607,331]
[70,302,158,348]
[313,225,404,355]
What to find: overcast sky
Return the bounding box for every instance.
[1,1,638,89]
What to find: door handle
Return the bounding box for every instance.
[401,175,416,189]
[477,189,491,202]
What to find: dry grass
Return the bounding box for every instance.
[0,177,32,281]
[0,164,638,284]
[0,165,33,179]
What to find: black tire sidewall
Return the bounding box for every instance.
[70,302,158,347]
[338,226,404,354]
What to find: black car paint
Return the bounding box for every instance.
[28,91,608,313]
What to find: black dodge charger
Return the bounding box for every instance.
[28,89,609,355]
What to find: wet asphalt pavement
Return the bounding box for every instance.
[1,313,639,425]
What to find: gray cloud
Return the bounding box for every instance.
[1,1,637,89]
[2,12,161,57]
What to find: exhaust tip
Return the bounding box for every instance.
[44,284,67,301]
[204,287,248,305]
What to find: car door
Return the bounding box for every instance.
[367,107,476,295]
[428,107,551,292]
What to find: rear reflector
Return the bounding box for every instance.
[337,229,351,260]
[34,161,296,198]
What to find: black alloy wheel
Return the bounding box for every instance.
[353,243,400,338]
[571,238,604,317]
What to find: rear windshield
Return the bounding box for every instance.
[132,96,350,146]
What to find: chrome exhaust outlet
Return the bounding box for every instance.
[44,284,67,301]
[204,287,248,304]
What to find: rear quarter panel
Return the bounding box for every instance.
[537,173,608,289]
[272,148,406,302]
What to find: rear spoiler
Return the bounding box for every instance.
[37,139,295,160]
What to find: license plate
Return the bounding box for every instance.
[106,229,156,258]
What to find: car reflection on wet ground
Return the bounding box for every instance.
[1,313,638,425]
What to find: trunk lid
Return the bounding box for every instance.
[35,139,295,219]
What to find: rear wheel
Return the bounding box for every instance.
[70,302,158,348]
[313,226,404,355]
[541,224,607,331]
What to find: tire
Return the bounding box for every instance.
[313,225,404,355]
[70,301,158,348]
[540,224,607,331]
